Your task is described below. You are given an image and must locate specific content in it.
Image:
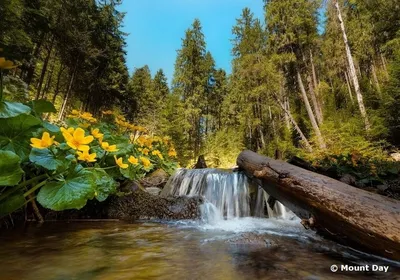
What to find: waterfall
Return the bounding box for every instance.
[161,168,293,222]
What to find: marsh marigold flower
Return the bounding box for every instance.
[140,157,151,168]
[128,156,139,165]
[77,151,97,163]
[102,110,113,115]
[168,148,177,158]
[101,142,118,152]
[142,148,150,155]
[63,127,93,151]
[30,132,55,149]
[0,57,17,69]
[91,128,104,139]
[114,156,128,169]
[152,150,163,160]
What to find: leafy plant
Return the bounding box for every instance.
[0,58,179,217]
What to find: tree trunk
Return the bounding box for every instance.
[35,36,55,100]
[310,49,319,91]
[297,71,326,149]
[58,65,77,121]
[25,32,46,86]
[334,0,370,130]
[237,150,400,261]
[380,53,389,78]
[41,56,56,99]
[344,71,354,104]
[371,62,381,97]
[307,74,323,124]
[275,95,313,152]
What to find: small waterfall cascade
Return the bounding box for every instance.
[161,168,292,222]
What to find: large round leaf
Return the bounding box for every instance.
[26,99,56,115]
[37,167,96,211]
[0,101,31,118]
[29,148,64,171]
[0,114,42,161]
[92,169,117,202]
[0,150,24,186]
[0,191,25,216]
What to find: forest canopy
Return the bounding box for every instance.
[1,0,400,172]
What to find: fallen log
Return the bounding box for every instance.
[237,150,400,261]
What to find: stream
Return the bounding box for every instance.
[0,168,399,279]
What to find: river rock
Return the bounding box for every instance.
[227,233,277,247]
[390,152,400,162]
[140,169,169,188]
[146,187,162,196]
[107,189,203,221]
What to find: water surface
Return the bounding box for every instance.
[0,219,398,280]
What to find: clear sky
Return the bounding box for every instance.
[118,0,265,84]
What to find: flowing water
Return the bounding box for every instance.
[0,168,399,280]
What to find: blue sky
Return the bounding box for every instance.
[119,0,265,84]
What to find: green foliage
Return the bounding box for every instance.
[0,86,179,216]
[37,165,96,211]
[0,151,24,186]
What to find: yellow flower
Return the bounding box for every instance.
[71,109,80,116]
[30,132,55,149]
[77,151,97,163]
[63,127,94,151]
[152,150,163,160]
[142,148,150,155]
[116,115,126,121]
[102,110,113,115]
[91,128,104,139]
[114,156,128,169]
[80,112,97,123]
[140,157,151,168]
[101,142,118,152]
[0,57,17,69]
[79,122,90,129]
[168,148,177,158]
[128,156,139,165]
[136,135,147,146]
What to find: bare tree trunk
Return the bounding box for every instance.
[58,66,77,121]
[334,0,370,130]
[275,95,313,152]
[344,71,354,104]
[280,79,291,130]
[380,53,389,78]
[35,36,55,100]
[310,49,318,91]
[297,71,326,149]
[371,62,381,97]
[25,32,46,86]
[41,56,56,99]
[307,75,323,124]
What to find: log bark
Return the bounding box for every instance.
[237,150,400,261]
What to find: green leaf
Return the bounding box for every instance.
[92,169,117,202]
[42,121,60,133]
[0,114,42,161]
[37,166,96,211]
[0,191,25,216]
[0,150,24,186]
[29,148,64,171]
[27,99,56,115]
[121,165,146,181]
[0,101,31,118]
